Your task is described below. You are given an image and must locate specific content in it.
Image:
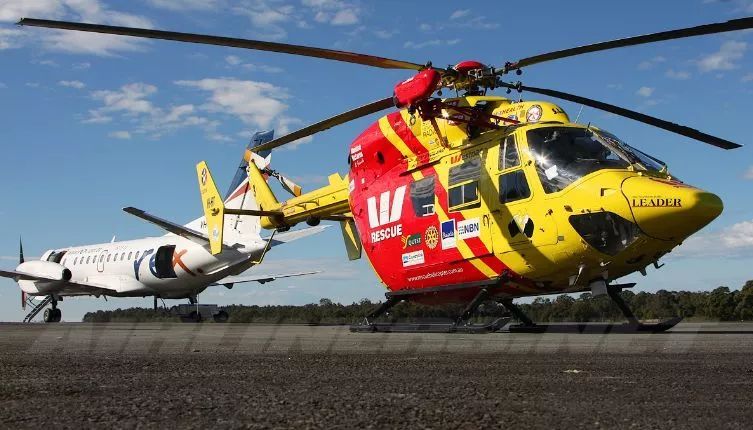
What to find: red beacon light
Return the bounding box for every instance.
[392,68,441,108]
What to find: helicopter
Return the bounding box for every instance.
[18,16,751,333]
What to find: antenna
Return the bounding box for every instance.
[574,105,584,123]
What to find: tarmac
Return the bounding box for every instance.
[1,322,752,428]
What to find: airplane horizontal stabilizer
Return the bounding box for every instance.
[123,207,215,248]
[211,270,321,287]
[267,225,329,248]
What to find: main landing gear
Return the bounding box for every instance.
[350,286,510,334]
[42,297,62,323]
[503,284,682,334]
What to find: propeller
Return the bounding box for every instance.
[497,82,741,150]
[19,237,26,311]
[504,17,753,71]
[252,97,395,153]
[16,18,425,71]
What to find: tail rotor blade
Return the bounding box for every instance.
[278,175,303,198]
[498,82,741,150]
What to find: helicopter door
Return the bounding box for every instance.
[490,134,558,251]
[445,154,494,259]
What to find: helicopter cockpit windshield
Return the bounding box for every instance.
[527,127,631,193]
[594,129,667,174]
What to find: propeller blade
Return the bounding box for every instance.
[507,17,753,70]
[498,82,741,150]
[19,237,24,264]
[17,18,425,71]
[253,96,395,152]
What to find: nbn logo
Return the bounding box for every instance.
[367,186,407,228]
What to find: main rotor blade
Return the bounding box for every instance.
[253,96,395,152]
[17,18,425,71]
[507,17,753,70]
[499,82,741,150]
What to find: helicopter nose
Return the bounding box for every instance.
[622,177,723,241]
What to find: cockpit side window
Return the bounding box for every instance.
[527,127,630,193]
[448,157,481,211]
[410,175,436,217]
[499,135,520,171]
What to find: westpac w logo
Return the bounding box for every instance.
[367,185,407,228]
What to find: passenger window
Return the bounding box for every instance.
[86,256,90,264]
[499,170,531,203]
[74,257,78,265]
[135,251,140,260]
[499,135,520,170]
[107,254,111,262]
[410,176,436,217]
[448,157,481,211]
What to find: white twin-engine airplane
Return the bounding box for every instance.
[1,131,325,323]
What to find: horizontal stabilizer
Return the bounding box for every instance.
[267,225,329,248]
[212,270,321,287]
[123,207,211,247]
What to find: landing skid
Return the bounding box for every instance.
[507,317,683,334]
[351,317,510,334]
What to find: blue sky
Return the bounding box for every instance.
[1,0,752,321]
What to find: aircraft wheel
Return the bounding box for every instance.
[188,311,203,323]
[43,308,59,323]
[53,309,62,322]
[213,311,229,323]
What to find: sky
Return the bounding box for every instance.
[1,0,752,322]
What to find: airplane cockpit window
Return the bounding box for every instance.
[448,157,481,210]
[527,127,631,193]
[499,135,520,170]
[410,175,436,217]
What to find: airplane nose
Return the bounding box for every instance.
[622,177,723,241]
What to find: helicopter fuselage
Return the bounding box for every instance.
[347,96,722,303]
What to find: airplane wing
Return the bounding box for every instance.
[0,269,117,296]
[211,270,321,287]
[123,207,213,247]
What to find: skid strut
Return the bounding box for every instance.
[350,286,509,334]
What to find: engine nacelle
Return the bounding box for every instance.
[16,260,72,282]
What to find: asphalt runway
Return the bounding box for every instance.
[1,322,753,429]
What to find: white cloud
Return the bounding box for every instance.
[225,55,283,73]
[58,80,85,89]
[73,62,91,70]
[0,28,24,50]
[330,9,358,25]
[742,73,753,82]
[175,78,289,128]
[744,165,753,180]
[404,39,461,50]
[665,69,691,80]
[636,86,654,97]
[108,130,131,139]
[637,55,666,71]
[450,9,471,19]
[91,82,157,116]
[698,40,747,72]
[675,219,753,258]
[302,0,359,26]
[0,82,6,89]
[225,55,242,66]
[0,0,153,56]
[146,0,222,11]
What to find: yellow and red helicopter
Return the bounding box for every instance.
[19,17,751,332]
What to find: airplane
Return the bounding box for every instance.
[0,132,325,323]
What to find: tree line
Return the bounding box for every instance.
[83,280,753,323]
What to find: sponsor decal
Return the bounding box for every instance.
[401,233,422,249]
[172,249,196,277]
[425,226,439,249]
[526,104,543,122]
[457,218,480,240]
[132,248,154,281]
[631,197,682,208]
[406,267,463,282]
[401,250,425,267]
[367,185,407,228]
[441,219,456,249]
[367,185,406,244]
[371,225,402,243]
